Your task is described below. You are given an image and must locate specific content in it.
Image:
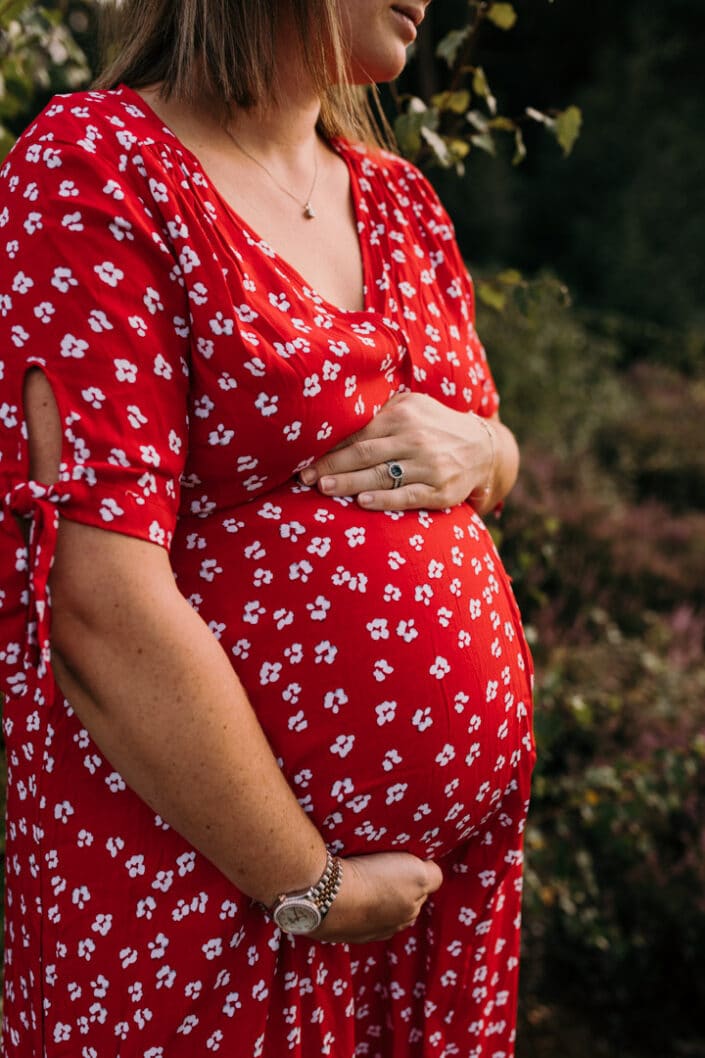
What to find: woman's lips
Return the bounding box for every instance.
[392,3,424,26]
[391,4,422,40]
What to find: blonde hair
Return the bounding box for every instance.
[95,0,391,147]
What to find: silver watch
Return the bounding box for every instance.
[270,851,343,934]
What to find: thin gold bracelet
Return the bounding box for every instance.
[469,412,496,500]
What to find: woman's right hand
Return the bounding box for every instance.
[312,852,443,943]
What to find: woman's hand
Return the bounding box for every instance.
[300,392,518,515]
[312,852,443,944]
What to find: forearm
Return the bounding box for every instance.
[49,518,326,907]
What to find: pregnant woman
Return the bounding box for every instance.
[0,1,535,1055]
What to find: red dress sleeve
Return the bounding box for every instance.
[0,127,191,540]
[384,153,501,419]
[0,117,190,698]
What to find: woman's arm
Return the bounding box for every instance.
[26,371,441,942]
[300,391,520,515]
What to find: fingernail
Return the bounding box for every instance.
[358,492,374,506]
[300,468,316,485]
[320,476,335,493]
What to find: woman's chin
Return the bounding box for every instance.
[348,49,410,86]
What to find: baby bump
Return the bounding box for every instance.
[172,491,535,860]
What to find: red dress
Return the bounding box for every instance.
[0,87,535,1058]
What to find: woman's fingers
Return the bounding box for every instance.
[297,391,497,510]
[307,455,453,511]
[319,458,403,497]
[300,393,420,484]
[301,435,400,486]
[358,481,440,511]
[423,859,444,892]
[304,457,458,511]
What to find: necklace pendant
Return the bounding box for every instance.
[303,202,316,219]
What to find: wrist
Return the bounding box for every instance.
[265,848,344,935]
[468,412,496,504]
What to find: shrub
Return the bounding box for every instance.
[479,282,705,1055]
[520,622,705,1054]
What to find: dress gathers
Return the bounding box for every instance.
[0,87,535,1058]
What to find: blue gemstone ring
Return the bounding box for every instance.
[385,460,405,489]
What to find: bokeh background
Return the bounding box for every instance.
[1,2,704,1055]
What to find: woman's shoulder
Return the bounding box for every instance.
[4,85,179,174]
[0,86,197,225]
[340,138,455,239]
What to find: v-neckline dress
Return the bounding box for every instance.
[0,85,535,1058]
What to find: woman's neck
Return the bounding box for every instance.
[227,89,322,167]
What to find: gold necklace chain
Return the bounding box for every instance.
[224,127,319,220]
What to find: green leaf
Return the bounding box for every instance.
[0,122,16,162]
[555,105,583,156]
[431,90,471,115]
[446,138,471,176]
[0,0,28,30]
[448,138,471,160]
[512,126,527,165]
[488,116,516,132]
[525,106,555,129]
[486,3,518,30]
[477,281,507,312]
[472,66,497,116]
[497,269,524,286]
[435,27,470,68]
[394,98,438,159]
[420,126,453,168]
[467,109,489,134]
[472,66,488,97]
[471,132,496,156]
[407,96,430,115]
[394,113,422,159]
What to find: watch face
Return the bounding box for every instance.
[273,899,322,935]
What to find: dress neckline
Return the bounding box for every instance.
[117,84,381,319]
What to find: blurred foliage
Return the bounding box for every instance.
[1,3,704,1057]
[0,0,93,155]
[481,286,705,641]
[411,0,705,338]
[391,1,581,174]
[518,625,705,1056]
[476,283,705,1056]
[528,0,705,335]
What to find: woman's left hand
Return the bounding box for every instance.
[299,391,508,512]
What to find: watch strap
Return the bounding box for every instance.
[270,849,343,923]
[308,850,343,919]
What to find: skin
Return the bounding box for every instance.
[26,371,442,943]
[23,0,518,942]
[341,0,428,83]
[300,391,518,516]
